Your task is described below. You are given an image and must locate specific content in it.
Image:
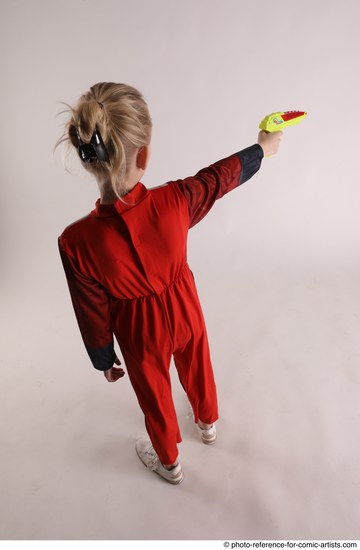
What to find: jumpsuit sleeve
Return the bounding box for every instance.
[58,236,116,372]
[175,143,264,227]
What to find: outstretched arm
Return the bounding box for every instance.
[174,131,282,228]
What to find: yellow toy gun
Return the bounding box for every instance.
[259,110,307,132]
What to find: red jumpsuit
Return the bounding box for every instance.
[58,144,263,464]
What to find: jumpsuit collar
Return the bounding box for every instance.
[92,182,149,218]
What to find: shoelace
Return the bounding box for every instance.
[141,445,160,471]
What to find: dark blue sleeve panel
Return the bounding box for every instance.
[237,144,264,185]
[58,237,116,371]
[86,342,117,372]
[174,144,264,228]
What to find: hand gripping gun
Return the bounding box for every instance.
[259,110,307,157]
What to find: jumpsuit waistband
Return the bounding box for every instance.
[112,263,192,303]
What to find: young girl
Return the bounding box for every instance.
[57,82,282,485]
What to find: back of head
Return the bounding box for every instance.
[57,82,152,198]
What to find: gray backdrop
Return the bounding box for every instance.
[1,0,360,541]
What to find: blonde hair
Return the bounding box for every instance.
[56,82,152,198]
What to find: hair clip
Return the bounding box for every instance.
[75,126,110,163]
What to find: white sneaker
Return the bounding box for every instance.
[135,438,184,485]
[187,405,217,445]
[197,422,217,445]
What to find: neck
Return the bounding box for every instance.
[97,177,139,204]
[99,187,118,204]
[98,182,137,204]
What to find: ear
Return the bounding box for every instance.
[136,145,151,171]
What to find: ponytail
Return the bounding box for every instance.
[56,82,152,198]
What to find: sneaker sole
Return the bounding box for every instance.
[201,435,217,445]
[154,469,184,485]
[196,425,217,445]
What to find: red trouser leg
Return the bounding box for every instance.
[173,329,219,426]
[123,351,182,465]
[113,293,182,466]
[168,267,219,426]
